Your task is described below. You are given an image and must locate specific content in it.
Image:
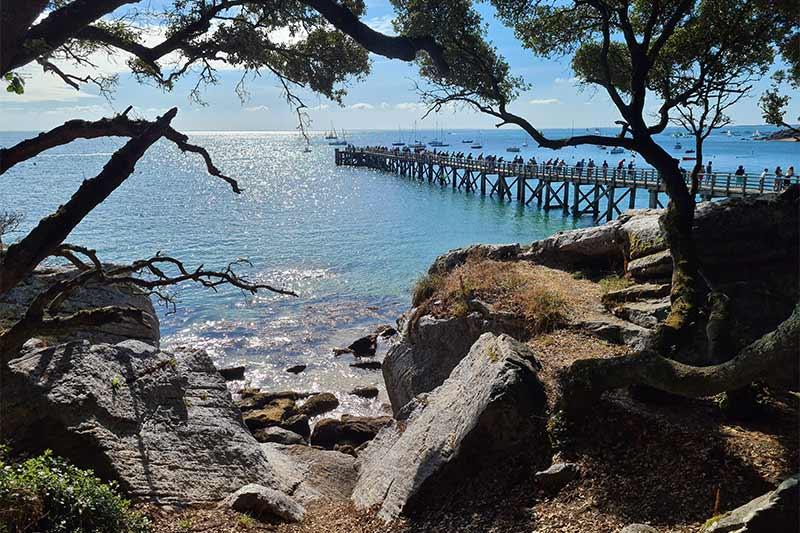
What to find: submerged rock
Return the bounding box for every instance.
[218,483,304,523]
[286,364,307,374]
[310,415,392,451]
[350,385,379,398]
[348,334,377,357]
[350,360,382,370]
[3,340,281,505]
[219,365,245,381]
[299,392,339,417]
[352,333,546,521]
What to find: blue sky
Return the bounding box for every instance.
[1,0,797,132]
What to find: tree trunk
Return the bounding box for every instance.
[558,304,800,415]
[636,137,701,354]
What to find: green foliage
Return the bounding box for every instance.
[3,73,24,95]
[111,375,123,390]
[598,275,634,294]
[0,451,150,533]
[236,513,256,528]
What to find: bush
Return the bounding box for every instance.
[597,274,634,293]
[517,286,569,334]
[0,450,150,533]
[411,272,443,307]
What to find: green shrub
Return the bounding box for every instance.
[597,274,634,293]
[0,450,150,533]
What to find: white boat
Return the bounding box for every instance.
[610,147,624,154]
[324,122,338,140]
[462,139,473,143]
[392,125,405,146]
[674,142,682,149]
[506,146,521,153]
[752,129,762,138]
[328,128,348,146]
[594,128,601,134]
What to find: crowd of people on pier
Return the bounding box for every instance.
[343,145,796,191]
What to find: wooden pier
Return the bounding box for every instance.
[336,147,794,221]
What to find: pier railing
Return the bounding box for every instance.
[336,147,797,221]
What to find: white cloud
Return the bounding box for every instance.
[308,103,330,111]
[349,102,374,110]
[366,15,396,36]
[380,102,391,109]
[529,98,561,105]
[554,77,579,85]
[395,102,427,111]
[244,105,271,112]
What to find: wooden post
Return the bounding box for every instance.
[544,179,552,208]
[572,181,580,215]
[629,187,637,209]
[562,181,570,214]
[518,176,526,204]
[592,182,601,216]
[480,173,486,195]
[606,185,616,221]
[648,190,658,208]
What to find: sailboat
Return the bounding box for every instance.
[325,122,338,140]
[428,123,449,147]
[392,126,405,146]
[410,121,426,150]
[328,128,347,146]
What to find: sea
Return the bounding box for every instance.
[1,125,796,416]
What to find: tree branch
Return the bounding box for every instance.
[0,108,178,295]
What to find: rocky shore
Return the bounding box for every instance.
[2,188,797,532]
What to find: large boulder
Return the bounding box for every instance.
[383,312,516,413]
[702,474,798,532]
[0,265,159,347]
[352,333,546,521]
[523,220,624,267]
[261,443,358,504]
[2,340,282,505]
[619,209,666,260]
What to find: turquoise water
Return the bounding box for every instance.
[1,126,796,413]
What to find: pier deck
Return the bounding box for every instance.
[335,147,795,221]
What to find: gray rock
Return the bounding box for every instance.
[612,297,671,328]
[523,221,624,266]
[219,365,245,381]
[601,283,671,307]
[428,243,521,275]
[619,209,666,260]
[310,415,392,450]
[619,525,659,533]
[0,265,159,347]
[253,427,306,445]
[577,317,651,347]
[352,333,546,521]
[3,341,282,505]
[627,250,673,281]
[260,443,358,504]
[383,313,512,414]
[702,474,798,532]
[218,483,304,523]
[534,462,580,490]
[350,386,379,398]
[299,392,339,417]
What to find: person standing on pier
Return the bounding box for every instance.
[602,160,609,178]
[775,166,784,191]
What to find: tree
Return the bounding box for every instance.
[0,0,445,362]
[377,0,797,407]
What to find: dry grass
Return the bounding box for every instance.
[597,274,635,294]
[415,258,608,336]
